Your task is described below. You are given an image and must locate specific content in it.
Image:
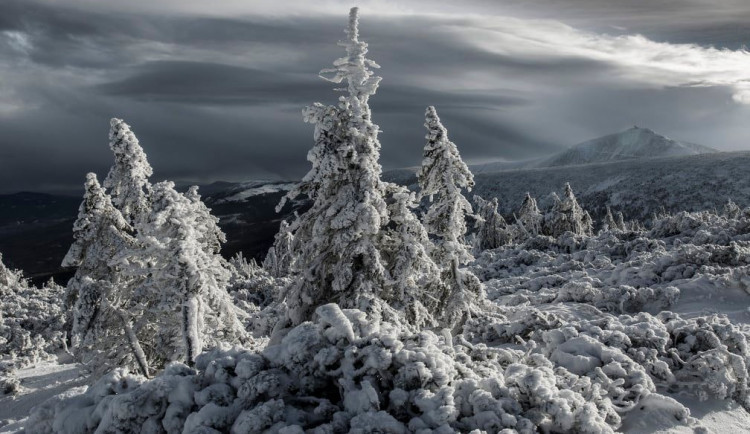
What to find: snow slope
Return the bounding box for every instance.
[0,356,83,433]
[538,126,716,168]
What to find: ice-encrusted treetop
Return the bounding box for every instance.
[319,6,382,115]
[103,118,153,224]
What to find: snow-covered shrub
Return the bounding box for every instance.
[0,367,20,396]
[0,255,67,370]
[262,220,295,278]
[26,304,631,433]
[228,252,280,311]
[659,312,750,407]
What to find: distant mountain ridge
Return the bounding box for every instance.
[539,126,717,167]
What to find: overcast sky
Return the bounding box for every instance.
[2,0,750,193]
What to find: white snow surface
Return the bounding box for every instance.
[11,208,750,433]
[0,355,84,433]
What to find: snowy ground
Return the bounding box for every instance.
[0,355,84,433]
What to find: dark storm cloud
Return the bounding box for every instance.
[1,0,750,193]
[97,61,328,105]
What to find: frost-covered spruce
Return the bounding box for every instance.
[582,210,595,235]
[517,192,543,236]
[603,206,618,232]
[263,220,295,278]
[545,183,589,237]
[473,194,512,252]
[418,106,475,266]
[125,182,248,366]
[381,183,444,328]
[61,173,150,376]
[279,7,390,326]
[615,211,626,231]
[417,106,483,328]
[103,118,153,225]
[185,185,226,255]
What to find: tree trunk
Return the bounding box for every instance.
[115,309,150,378]
[182,297,201,366]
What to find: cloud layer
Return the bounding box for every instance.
[1,0,749,192]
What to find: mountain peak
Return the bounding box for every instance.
[629,125,653,133]
[539,127,716,168]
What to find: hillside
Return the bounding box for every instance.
[387,151,750,222]
[3,151,749,284]
[540,126,716,167]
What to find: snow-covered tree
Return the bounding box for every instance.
[615,211,626,231]
[544,183,588,237]
[381,183,444,328]
[62,173,149,376]
[582,210,594,235]
[518,192,542,236]
[184,186,226,255]
[0,254,24,295]
[417,106,482,328]
[723,199,741,219]
[473,194,511,252]
[103,118,153,225]
[263,220,295,278]
[127,182,248,366]
[279,7,389,326]
[0,256,67,378]
[603,206,618,231]
[418,106,475,266]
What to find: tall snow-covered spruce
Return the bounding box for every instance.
[103,118,153,225]
[62,173,149,376]
[417,106,483,328]
[279,7,390,326]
